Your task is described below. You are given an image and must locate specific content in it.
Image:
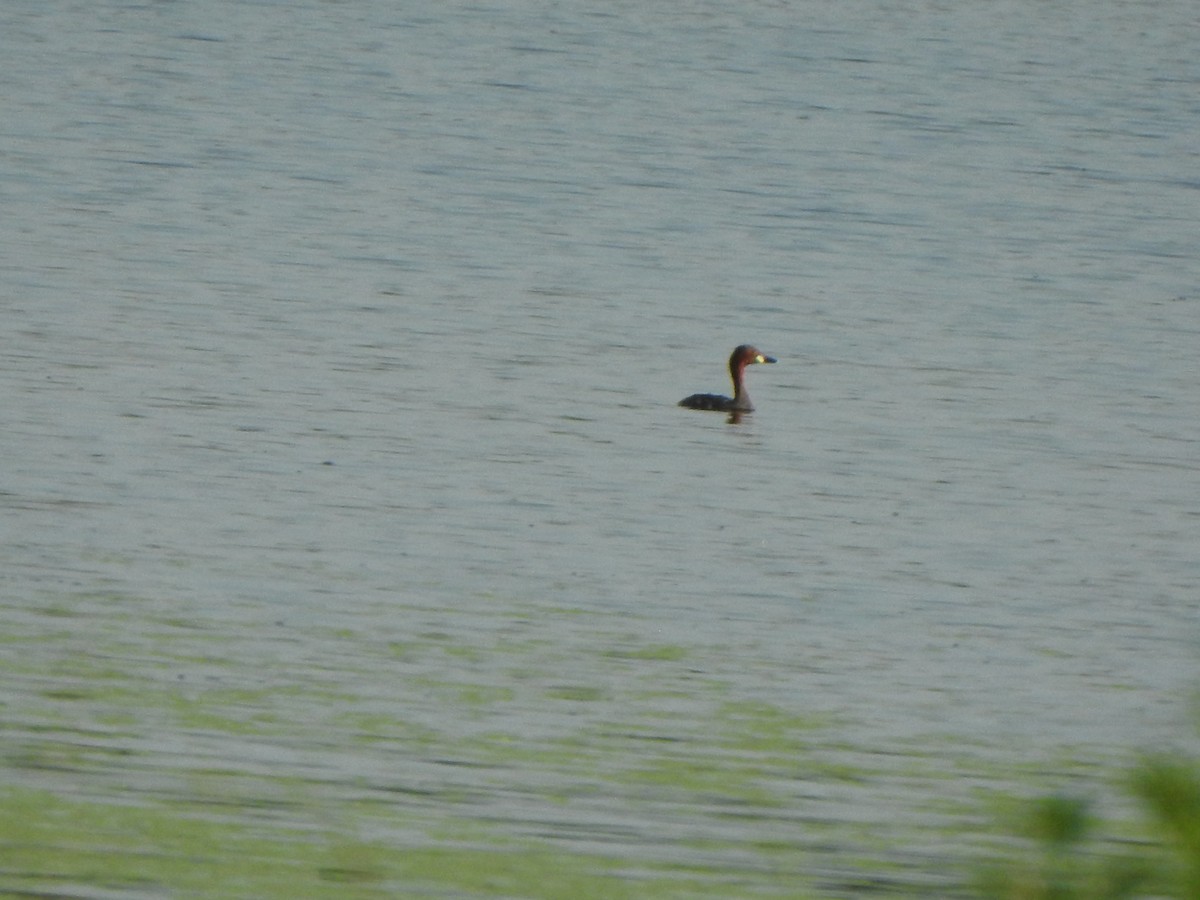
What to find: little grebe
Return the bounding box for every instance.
[679,345,777,412]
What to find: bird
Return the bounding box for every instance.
[679,345,777,413]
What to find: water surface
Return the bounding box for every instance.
[3,0,1199,896]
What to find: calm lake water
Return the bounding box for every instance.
[3,0,1199,896]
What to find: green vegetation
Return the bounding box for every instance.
[977,749,1200,899]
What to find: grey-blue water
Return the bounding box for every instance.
[3,1,1199,895]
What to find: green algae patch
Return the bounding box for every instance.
[545,684,608,701]
[336,711,441,746]
[714,701,834,755]
[0,787,324,898]
[624,754,784,807]
[0,787,756,900]
[389,847,632,899]
[606,644,691,662]
[8,583,1145,899]
[455,683,517,705]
